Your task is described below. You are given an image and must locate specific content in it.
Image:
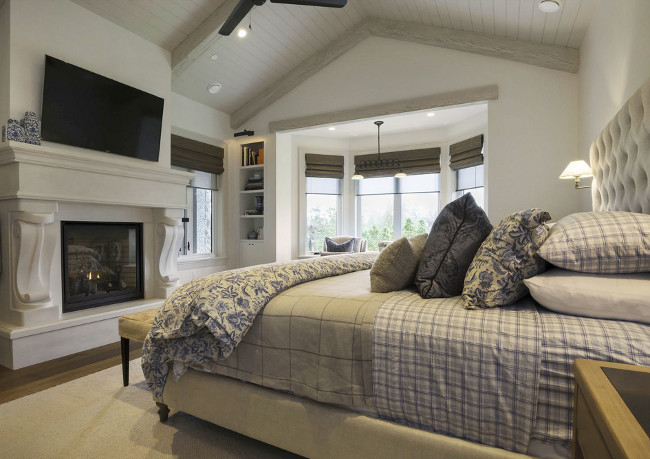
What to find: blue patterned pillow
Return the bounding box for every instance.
[463,208,551,309]
[325,237,355,252]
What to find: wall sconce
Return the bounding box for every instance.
[559,160,592,189]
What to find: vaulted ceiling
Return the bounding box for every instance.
[72,0,597,130]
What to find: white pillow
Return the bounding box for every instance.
[524,269,650,324]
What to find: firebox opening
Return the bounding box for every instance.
[61,222,144,313]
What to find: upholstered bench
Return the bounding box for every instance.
[118,308,159,386]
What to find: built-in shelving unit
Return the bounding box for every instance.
[238,141,266,267]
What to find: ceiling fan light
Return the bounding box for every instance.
[237,28,248,38]
[538,0,560,13]
[394,172,407,178]
[351,172,364,180]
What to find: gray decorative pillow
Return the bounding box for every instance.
[415,194,492,298]
[463,208,551,309]
[371,234,428,293]
[325,237,355,252]
[538,211,650,273]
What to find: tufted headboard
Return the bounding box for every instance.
[590,76,650,214]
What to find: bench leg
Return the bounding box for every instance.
[156,402,170,422]
[121,337,129,387]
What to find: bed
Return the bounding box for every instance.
[142,77,650,458]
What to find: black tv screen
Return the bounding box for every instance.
[41,55,164,162]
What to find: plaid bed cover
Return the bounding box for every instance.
[373,292,541,453]
[373,292,650,453]
[196,269,390,407]
[533,308,650,446]
[142,253,377,401]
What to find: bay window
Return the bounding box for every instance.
[303,153,345,254]
[356,174,440,250]
[305,177,341,253]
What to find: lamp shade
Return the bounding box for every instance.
[559,160,592,179]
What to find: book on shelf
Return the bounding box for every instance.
[241,145,264,166]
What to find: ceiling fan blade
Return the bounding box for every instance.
[219,0,266,36]
[270,0,347,7]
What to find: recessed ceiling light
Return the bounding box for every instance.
[210,54,218,61]
[207,83,222,94]
[328,127,336,131]
[538,0,560,13]
[237,28,248,38]
[426,112,436,117]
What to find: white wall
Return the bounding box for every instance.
[0,1,9,125]
[7,0,172,166]
[247,37,579,223]
[577,0,650,211]
[170,92,234,282]
[171,92,233,144]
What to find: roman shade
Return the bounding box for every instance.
[449,135,484,171]
[354,147,441,178]
[305,153,344,179]
[171,134,224,175]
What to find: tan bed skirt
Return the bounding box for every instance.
[162,368,528,459]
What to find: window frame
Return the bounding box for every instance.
[452,162,485,209]
[299,148,348,256]
[355,173,441,249]
[173,167,226,268]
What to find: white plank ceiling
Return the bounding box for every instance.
[72,0,597,130]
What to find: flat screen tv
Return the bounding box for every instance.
[41,55,164,162]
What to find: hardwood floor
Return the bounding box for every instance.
[0,340,143,405]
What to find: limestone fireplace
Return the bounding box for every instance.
[0,140,193,369]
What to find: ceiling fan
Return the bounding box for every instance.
[218,0,347,36]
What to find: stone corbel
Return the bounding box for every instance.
[154,214,182,298]
[11,212,57,312]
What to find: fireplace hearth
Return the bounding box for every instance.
[62,222,144,312]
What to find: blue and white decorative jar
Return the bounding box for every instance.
[3,119,26,142]
[20,111,41,145]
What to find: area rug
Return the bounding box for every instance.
[0,359,299,458]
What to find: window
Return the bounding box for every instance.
[449,134,485,209]
[305,176,341,253]
[356,174,440,250]
[177,169,218,256]
[454,164,485,209]
[170,134,224,259]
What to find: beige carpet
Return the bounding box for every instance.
[0,359,300,458]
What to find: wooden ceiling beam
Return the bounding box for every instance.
[367,18,579,74]
[268,85,498,133]
[229,17,578,129]
[171,0,240,78]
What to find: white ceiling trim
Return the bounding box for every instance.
[268,84,498,133]
[229,17,578,129]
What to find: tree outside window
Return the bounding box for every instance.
[305,177,341,253]
[357,174,439,250]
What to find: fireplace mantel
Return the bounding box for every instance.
[0,141,193,369]
[0,141,192,208]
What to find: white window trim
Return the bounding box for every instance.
[177,173,226,268]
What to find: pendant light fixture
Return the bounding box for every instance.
[352,121,406,180]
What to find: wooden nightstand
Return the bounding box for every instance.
[573,359,650,459]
